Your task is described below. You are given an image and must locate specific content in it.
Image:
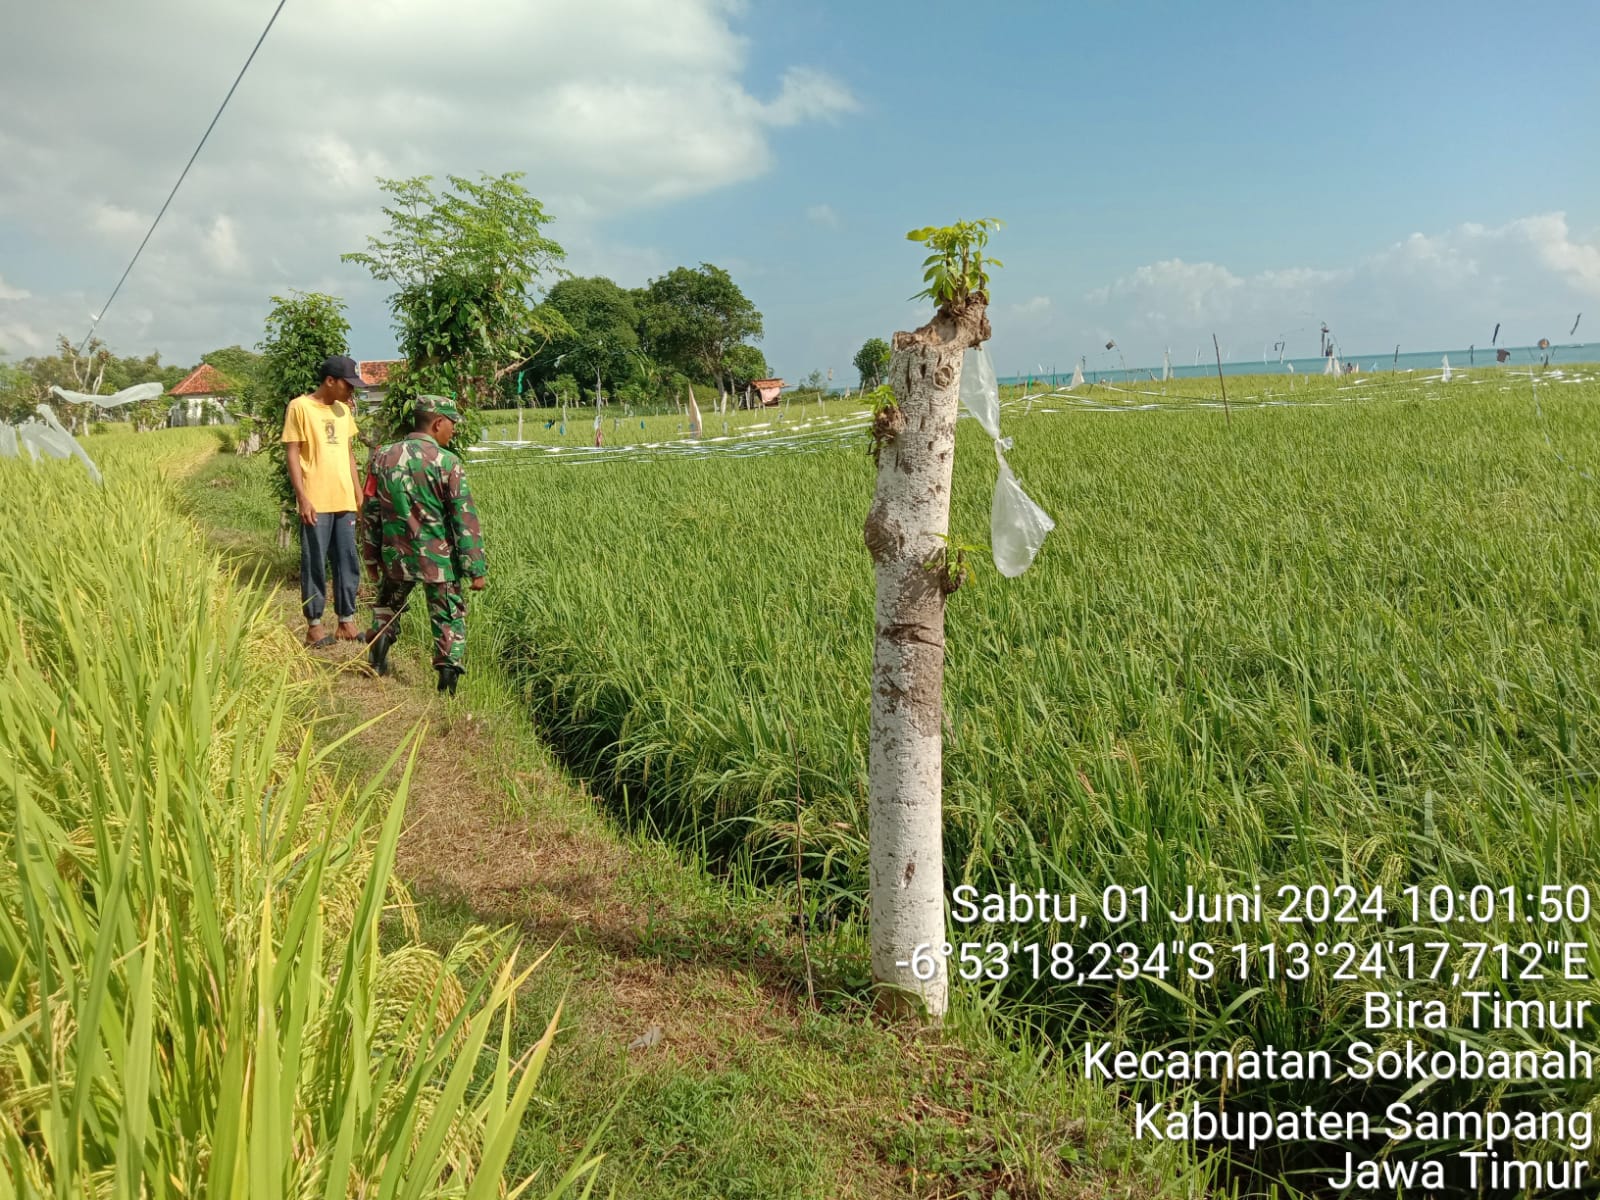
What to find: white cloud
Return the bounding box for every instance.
[0,274,30,302]
[761,67,860,127]
[90,204,146,243]
[1008,294,1052,316]
[806,203,840,228]
[1478,213,1600,292]
[1070,213,1600,365]
[204,215,246,274]
[0,0,856,362]
[0,320,46,356]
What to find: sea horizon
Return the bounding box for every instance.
[995,340,1600,387]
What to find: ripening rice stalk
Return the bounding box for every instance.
[0,445,603,1197]
[472,375,1600,1160]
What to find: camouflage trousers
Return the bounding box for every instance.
[367,577,466,670]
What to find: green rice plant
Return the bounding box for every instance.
[469,369,1600,1175]
[0,447,606,1198]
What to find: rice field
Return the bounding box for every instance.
[0,436,595,1195]
[469,364,1600,1177]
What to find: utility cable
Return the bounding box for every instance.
[78,0,289,355]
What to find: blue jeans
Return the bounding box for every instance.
[299,511,358,625]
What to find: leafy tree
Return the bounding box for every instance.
[5,338,188,430]
[342,172,566,444]
[0,351,28,424]
[721,344,771,397]
[801,368,825,392]
[102,349,187,395]
[549,373,579,410]
[521,276,639,403]
[7,336,117,433]
[638,264,763,397]
[853,337,892,389]
[2,339,201,430]
[200,344,264,389]
[104,350,187,431]
[256,292,351,533]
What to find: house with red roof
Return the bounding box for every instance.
[357,360,403,411]
[166,363,236,427]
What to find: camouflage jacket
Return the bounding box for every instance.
[360,433,486,583]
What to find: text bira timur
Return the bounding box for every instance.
[1364,990,1592,1030]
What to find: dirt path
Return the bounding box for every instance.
[252,577,937,1196]
[269,578,799,1045]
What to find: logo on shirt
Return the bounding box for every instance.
[323,419,338,445]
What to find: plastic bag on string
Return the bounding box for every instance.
[49,381,163,409]
[990,443,1054,577]
[19,405,102,483]
[958,345,1001,439]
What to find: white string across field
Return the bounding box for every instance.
[466,366,1598,470]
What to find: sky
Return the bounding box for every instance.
[1,0,1597,383]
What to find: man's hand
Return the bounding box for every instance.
[470,576,487,592]
[297,495,317,526]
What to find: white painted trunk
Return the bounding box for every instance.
[862,297,989,1020]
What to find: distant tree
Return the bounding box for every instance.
[722,344,771,399]
[522,276,639,402]
[200,344,264,390]
[550,373,579,410]
[3,339,195,430]
[853,337,892,388]
[104,350,188,432]
[638,263,763,399]
[10,336,116,434]
[101,349,187,395]
[801,368,825,392]
[342,172,566,444]
[256,292,351,542]
[0,350,28,423]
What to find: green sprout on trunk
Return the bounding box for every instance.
[906,218,1004,309]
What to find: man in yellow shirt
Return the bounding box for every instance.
[281,354,365,646]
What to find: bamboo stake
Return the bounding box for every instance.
[1212,333,1231,427]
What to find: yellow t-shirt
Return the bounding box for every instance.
[281,395,360,513]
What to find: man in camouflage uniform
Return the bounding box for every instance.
[361,395,486,694]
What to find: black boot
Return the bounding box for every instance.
[366,629,395,676]
[436,664,463,695]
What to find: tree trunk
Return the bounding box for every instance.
[862,294,990,1021]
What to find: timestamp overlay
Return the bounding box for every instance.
[900,880,1600,1193]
